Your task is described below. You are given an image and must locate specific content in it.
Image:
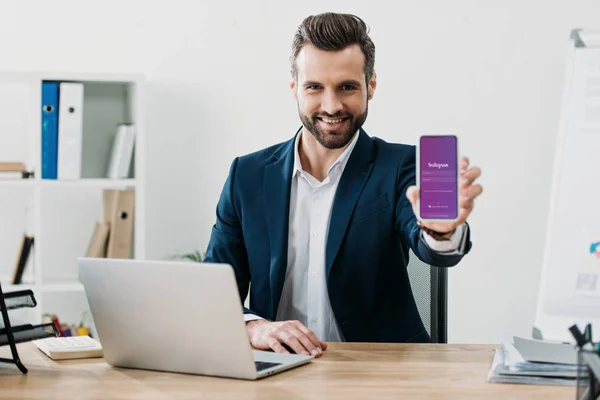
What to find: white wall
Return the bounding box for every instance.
[2,0,599,343]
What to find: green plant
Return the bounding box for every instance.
[172,249,205,262]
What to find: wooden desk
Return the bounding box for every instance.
[0,342,572,399]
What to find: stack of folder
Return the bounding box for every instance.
[487,336,581,386]
[0,162,32,179]
[42,82,135,180]
[41,82,84,180]
[85,189,135,259]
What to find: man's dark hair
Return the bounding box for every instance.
[290,12,376,82]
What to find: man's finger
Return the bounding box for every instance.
[459,156,470,171]
[277,331,310,356]
[290,328,321,356]
[460,167,481,186]
[267,337,289,354]
[465,183,483,199]
[458,207,470,223]
[293,322,323,351]
[460,198,474,212]
[319,340,328,350]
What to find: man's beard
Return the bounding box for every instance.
[299,105,368,150]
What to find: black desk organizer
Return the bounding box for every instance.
[0,283,58,373]
[570,324,600,400]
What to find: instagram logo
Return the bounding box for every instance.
[591,242,600,259]
[428,162,449,169]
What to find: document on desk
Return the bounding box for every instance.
[535,44,600,343]
[512,336,578,365]
[487,337,581,386]
[487,349,578,386]
[502,340,578,374]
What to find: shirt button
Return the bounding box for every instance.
[311,317,318,323]
[311,272,317,278]
[313,229,319,236]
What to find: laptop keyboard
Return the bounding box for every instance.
[255,361,282,371]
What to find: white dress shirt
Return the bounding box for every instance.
[245,131,467,342]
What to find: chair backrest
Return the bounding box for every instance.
[406,250,448,343]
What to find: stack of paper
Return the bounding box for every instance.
[487,336,583,386]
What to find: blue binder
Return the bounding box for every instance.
[41,82,59,179]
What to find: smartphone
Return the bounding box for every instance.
[416,135,459,222]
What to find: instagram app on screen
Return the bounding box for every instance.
[417,135,459,221]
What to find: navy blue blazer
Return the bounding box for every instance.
[204,129,471,343]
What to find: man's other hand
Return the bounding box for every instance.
[246,319,327,357]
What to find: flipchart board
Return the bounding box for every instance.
[534,29,600,343]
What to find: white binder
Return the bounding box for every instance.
[57,82,84,180]
[106,124,135,179]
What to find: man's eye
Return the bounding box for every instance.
[307,85,321,90]
[342,85,356,91]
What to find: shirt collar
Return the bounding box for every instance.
[293,130,360,178]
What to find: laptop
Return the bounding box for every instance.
[77,257,314,380]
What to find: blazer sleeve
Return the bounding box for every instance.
[203,158,262,317]
[394,146,471,267]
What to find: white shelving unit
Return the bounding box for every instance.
[0,71,146,337]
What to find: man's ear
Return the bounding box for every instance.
[290,74,298,99]
[367,70,377,100]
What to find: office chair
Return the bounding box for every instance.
[406,250,448,343]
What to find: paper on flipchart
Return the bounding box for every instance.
[539,47,600,323]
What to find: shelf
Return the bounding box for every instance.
[39,179,136,189]
[0,275,32,283]
[38,72,144,84]
[0,281,86,293]
[41,283,84,293]
[0,178,136,189]
[0,71,143,84]
[0,70,143,374]
[0,283,35,293]
[0,180,33,188]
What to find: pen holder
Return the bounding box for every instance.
[570,323,600,400]
[575,349,600,400]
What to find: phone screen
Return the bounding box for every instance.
[418,135,458,219]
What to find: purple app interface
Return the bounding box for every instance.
[419,136,458,219]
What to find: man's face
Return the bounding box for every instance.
[291,43,376,149]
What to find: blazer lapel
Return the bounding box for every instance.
[263,135,296,318]
[326,130,376,281]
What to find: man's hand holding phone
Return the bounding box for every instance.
[406,135,483,237]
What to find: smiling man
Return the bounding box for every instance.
[204,13,483,357]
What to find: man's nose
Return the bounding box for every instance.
[321,90,344,116]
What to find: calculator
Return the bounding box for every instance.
[32,336,103,360]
